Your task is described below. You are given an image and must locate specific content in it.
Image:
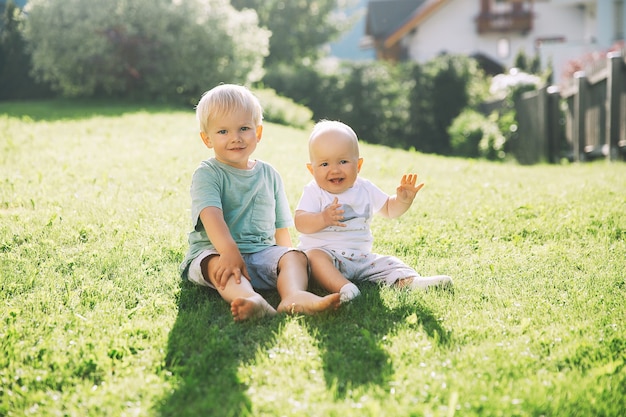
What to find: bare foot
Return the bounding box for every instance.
[277,291,341,315]
[231,295,276,322]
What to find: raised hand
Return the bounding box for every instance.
[396,173,424,204]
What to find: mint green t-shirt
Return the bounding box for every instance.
[180,158,293,278]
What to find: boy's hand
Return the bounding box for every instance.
[396,173,424,204]
[214,251,251,290]
[322,197,346,227]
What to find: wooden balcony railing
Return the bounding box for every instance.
[475,11,533,34]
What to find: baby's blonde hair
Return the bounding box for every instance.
[196,84,263,134]
[309,120,360,157]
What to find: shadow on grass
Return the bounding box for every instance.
[159,282,452,415]
[0,98,188,121]
[159,281,287,417]
[305,283,452,398]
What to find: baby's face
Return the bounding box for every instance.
[307,130,362,194]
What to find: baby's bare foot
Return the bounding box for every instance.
[278,292,341,315]
[231,295,276,322]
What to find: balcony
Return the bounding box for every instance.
[476,11,533,34]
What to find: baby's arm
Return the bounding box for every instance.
[379,174,424,218]
[199,206,250,289]
[294,196,346,233]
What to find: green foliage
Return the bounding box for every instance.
[0,0,52,99]
[0,101,625,416]
[264,54,484,155]
[22,0,269,104]
[420,55,474,154]
[448,109,485,158]
[336,61,409,147]
[448,109,506,161]
[478,112,507,160]
[254,88,313,129]
[513,48,542,74]
[230,0,349,67]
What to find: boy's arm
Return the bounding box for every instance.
[379,174,424,219]
[275,228,292,247]
[294,197,346,233]
[199,206,250,289]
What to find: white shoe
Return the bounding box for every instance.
[339,282,361,303]
[409,275,453,290]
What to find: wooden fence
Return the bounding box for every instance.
[513,51,626,164]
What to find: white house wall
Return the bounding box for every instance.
[404,0,586,83]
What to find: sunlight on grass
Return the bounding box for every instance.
[1,102,625,416]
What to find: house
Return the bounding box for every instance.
[364,0,626,83]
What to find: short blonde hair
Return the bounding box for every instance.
[309,120,359,157]
[196,84,263,134]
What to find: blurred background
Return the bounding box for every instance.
[1,0,625,163]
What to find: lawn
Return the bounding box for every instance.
[1,100,625,416]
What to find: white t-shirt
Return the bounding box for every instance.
[296,177,389,252]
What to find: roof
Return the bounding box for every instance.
[384,0,451,48]
[365,0,426,38]
[365,0,451,48]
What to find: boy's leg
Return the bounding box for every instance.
[274,250,341,314]
[307,249,360,303]
[201,255,276,321]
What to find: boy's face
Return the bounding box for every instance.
[200,110,262,170]
[307,130,363,194]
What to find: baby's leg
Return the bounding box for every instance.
[202,255,276,321]
[275,250,341,314]
[307,249,360,303]
[397,275,453,290]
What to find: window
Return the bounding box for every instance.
[497,38,510,58]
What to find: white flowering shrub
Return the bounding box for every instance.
[489,68,541,100]
[23,0,269,102]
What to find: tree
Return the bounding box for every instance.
[0,0,52,99]
[230,0,350,67]
[22,0,270,103]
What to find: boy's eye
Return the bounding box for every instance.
[217,129,227,134]
[340,160,349,164]
[320,162,328,167]
[240,126,250,131]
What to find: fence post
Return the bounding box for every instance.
[573,71,587,162]
[605,51,622,161]
[547,85,561,163]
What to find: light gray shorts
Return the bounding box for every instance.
[319,248,419,286]
[187,246,304,291]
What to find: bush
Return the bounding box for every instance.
[254,88,313,130]
[0,0,53,100]
[448,109,485,158]
[22,0,269,104]
[448,109,506,160]
[478,112,507,161]
[263,55,489,155]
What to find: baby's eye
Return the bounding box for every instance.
[340,160,349,164]
[320,162,329,167]
[240,126,250,131]
[217,129,227,135]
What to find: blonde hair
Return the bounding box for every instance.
[309,120,359,157]
[196,84,263,134]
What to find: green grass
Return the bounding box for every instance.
[1,100,625,417]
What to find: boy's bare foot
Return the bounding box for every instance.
[231,295,277,322]
[277,292,341,315]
